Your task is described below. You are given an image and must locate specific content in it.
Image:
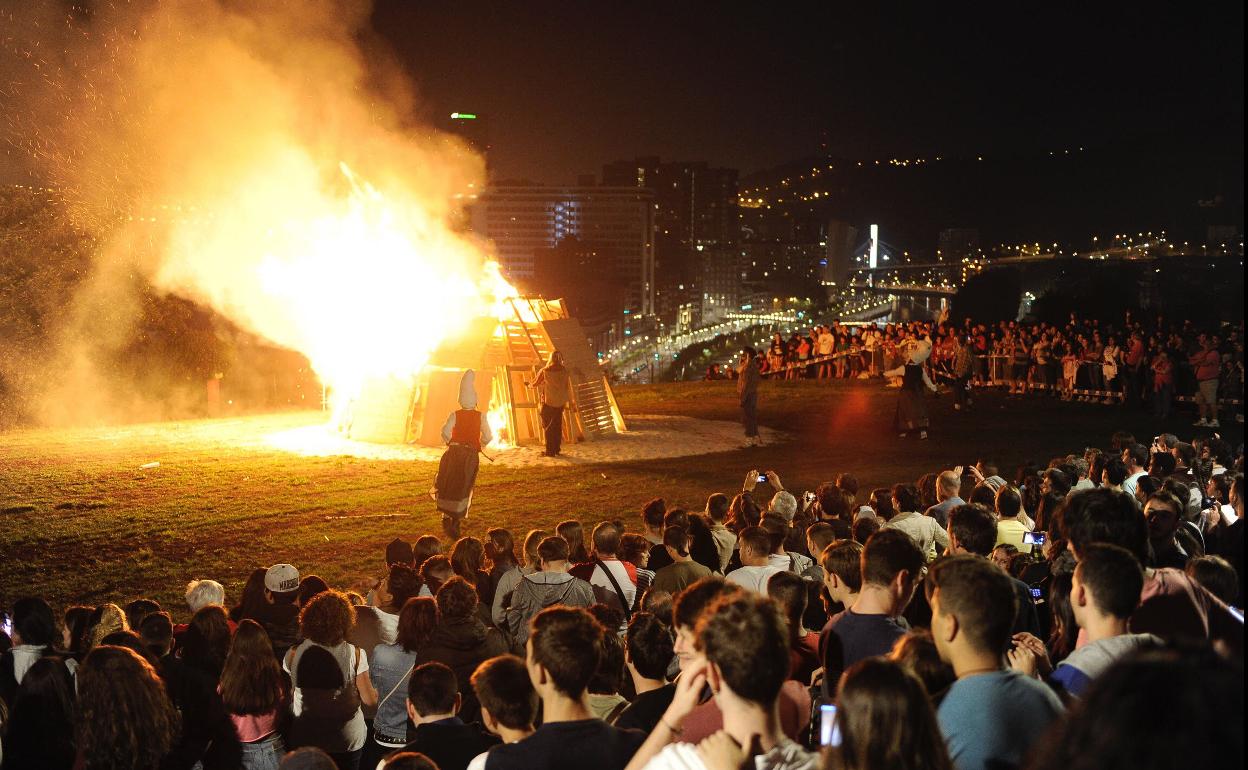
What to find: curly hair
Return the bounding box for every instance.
[436,576,478,621]
[77,646,179,770]
[298,590,355,646]
[85,603,129,652]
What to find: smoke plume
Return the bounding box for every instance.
[1,0,488,426]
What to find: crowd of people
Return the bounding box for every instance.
[1,428,1244,770]
[712,315,1244,425]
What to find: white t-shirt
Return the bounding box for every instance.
[726,565,784,595]
[1122,470,1147,497]
[283,641,369,716]
[641,737,819,770]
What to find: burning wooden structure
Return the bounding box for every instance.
[339,297,626,448]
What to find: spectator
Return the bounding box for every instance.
[62,605,94,665]
[558,519,591,564]
[649,510,690,573]
[220,619,289,768]
[484,528,520,606]
[186,579,225,615]
[824,658,954,770]
[819,540,864,615]
[419,555,454,598]
[641,498,667,545]
[502,536,595,650]
[1121,444,1149,498]
[615,612,677,734]
[466,655,537,770]
[1068,457,1095,494]
[284,590,378,768]
[1063,488,1242,652]
[451,537,495,610]
[124,598,162,631]
[888,629,956,703]
[0,597,57,704]
[928,555,1064,770]
[418,576,508,727]
[868,487,896,521]
[852,516,881,545]
[1,656,77,770]
[570,522,639,623]
[491,529,546,628]
[258,563,302,661]
[724,527,783,594]
[138,611,174,662]
[379,752,438,770]
[366,538,414,607]
[1028,648,1242,770]
[232,568,270,624]
[804,523,837,580]
[624,593,818,770]
[367,596,438,760]
[727,492,762,532]
[620,533,657,598]
[767,570,820,684]
[821,529,924,698]
[394,661,498,770]
[1101,457,1129,493]
[350,564,422,663]
[883,484,950,561]
[586,605,630,721]
[1186,555,1239,606]
[486,608,645,770]
[1190,333,1222,427]
[85,603,129,652]
[993,486,1032,549]
[686,514,724,574]
[946,504,1042,637]
[1142,490,1191,570]
[298,576,331,609]
[760,516,817,578]
[924,471,965,528]
[703,494,736,572]
[989,543,1018,573]
[653,526,715,595]
[76,646,179,770]
[1011,544,1160,697]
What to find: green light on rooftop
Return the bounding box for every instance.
[450,112,477,120]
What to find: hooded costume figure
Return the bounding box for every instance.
[884,338,937,439]
[434,370,493,538]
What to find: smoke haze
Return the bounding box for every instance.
[1,0,488,426]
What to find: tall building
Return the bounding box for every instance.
[469,185,656,343]
[602,157,739,324]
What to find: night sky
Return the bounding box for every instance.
[376,1,1244,184]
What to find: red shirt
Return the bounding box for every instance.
[1190,349,1220,381]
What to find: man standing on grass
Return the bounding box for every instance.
[738,347,762,447]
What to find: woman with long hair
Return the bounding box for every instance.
[490,529,546,627]
[180,604,232,680]
[2,656,77,770]
[823,658,953,770]
[1046,572,1078,664]
[727,492,761,532]
[76,645,180,770]
[556,519,591,564]
[219,619,289,769]
[365,597,438,764]
[84,603,128,652]
[450,536,493,607]
[230,568,270,624]
[285,590,378,769]
[485,527,520,601]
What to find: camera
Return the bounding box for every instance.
[1022,531,1046,546]
[757,474,768,484]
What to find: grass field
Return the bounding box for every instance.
[1,379,1239,619]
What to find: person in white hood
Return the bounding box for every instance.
[433,370,492,539]
[884,337,938,440]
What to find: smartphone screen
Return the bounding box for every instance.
[0,615,11,638]
[757,475,768,483]
[819,704,842,747]
[1023,532,1046,546]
